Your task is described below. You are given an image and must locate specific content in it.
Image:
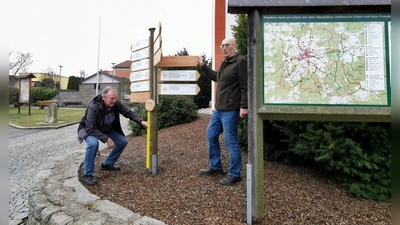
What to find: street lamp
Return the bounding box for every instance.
[58,65,63,106]
[111,62,115,84]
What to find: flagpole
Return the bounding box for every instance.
[96,18,101,95]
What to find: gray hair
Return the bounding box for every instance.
[101,86,118,97]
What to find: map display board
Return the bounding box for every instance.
[262,14,391,106]
[19,78,30,103]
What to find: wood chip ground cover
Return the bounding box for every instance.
[80,114,391,224]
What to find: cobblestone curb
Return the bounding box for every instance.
[28,150,166,225]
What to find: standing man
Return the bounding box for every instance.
[197,38,248,185]
[77,86,148,185]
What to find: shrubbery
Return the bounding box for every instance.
[265,120,391,201]
[9,87,19,105]
[128,95,198,136]
[30,87,58,103]
[8,87,58,105]
[67,76,81,90]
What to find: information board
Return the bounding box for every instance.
[262,13,391,106]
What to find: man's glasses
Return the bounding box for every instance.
[220,43,234,49]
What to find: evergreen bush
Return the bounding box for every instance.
[30,87,58,103]
[238,116,248,151]
[9,87,19,105]
[193,70,211,109]
[67,76,81,90]
[271,120,391,201]
[128,95,198,136]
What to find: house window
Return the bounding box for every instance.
[94,84,101,90]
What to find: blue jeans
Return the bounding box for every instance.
[206,109,242,177]
[83,129,128,176]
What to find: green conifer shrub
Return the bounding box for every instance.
[273,121,391,201]
[30,87,58,103]
[128,95,198,136]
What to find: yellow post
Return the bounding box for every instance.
[146,110,151,169]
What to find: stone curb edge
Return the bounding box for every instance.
[9,121,80,130]
[28,150,166,225]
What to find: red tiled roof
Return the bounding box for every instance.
[115,60,131,68]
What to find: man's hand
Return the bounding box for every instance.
[141,121,148,128]
[197,56,204,67]
[239,108,248,118]
[106,137,115,149]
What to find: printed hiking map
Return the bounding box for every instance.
[262,14,391,106]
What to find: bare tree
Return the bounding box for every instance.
[40,67,59,89]
[9,51,33,76]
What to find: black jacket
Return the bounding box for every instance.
[200,53,248,110]
[77,94,143,143]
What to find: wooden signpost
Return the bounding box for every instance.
[130,23,200,175]
[130,40,150,102]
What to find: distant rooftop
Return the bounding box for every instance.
[114,60,131,68]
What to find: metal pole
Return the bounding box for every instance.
[58,65,63,107]
[96,18,101,95]
[247,164,252,225]
[111,62,115,85]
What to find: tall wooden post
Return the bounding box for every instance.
[247,8,264,218]
[148,27,158,175]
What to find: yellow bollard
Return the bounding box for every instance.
[146,111,151,169]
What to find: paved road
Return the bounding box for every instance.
[8,126,49,140]
[9,116,131,225]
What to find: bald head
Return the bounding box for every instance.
[220,38,237,58]
[223,38,236,45]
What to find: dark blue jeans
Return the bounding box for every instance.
[206,109,242,177]
[83,129,128,176]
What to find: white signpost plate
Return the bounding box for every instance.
[131,47,149,61]
[158,84,199,95]
[131,38,148,52]
[131,70,150,82]
[159,70,199,81]
[154,34,162,53]
[131,81,150,92]
[131,59,149,72]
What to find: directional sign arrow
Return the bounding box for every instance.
[157,70,200,82]
[154,48,163,66]
[154,34,162,54]
[131,38,149,52]
[131,81,149,92]
[131,58,149,72]
[131,47,149,61]
[131,69,150,82]
[158,84,200,95]
[157,56,199,68]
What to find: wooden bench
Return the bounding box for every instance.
[36,100,58,109]
[62,101,82,107]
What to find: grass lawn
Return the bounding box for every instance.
[9,106,85,128]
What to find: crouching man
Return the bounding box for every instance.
[77,86,147,185]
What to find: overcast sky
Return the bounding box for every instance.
[8,0,236,77]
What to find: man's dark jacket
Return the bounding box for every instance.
[77,94,143,144]
[199,52,248,110]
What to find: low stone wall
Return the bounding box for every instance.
[28,150,166,225]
